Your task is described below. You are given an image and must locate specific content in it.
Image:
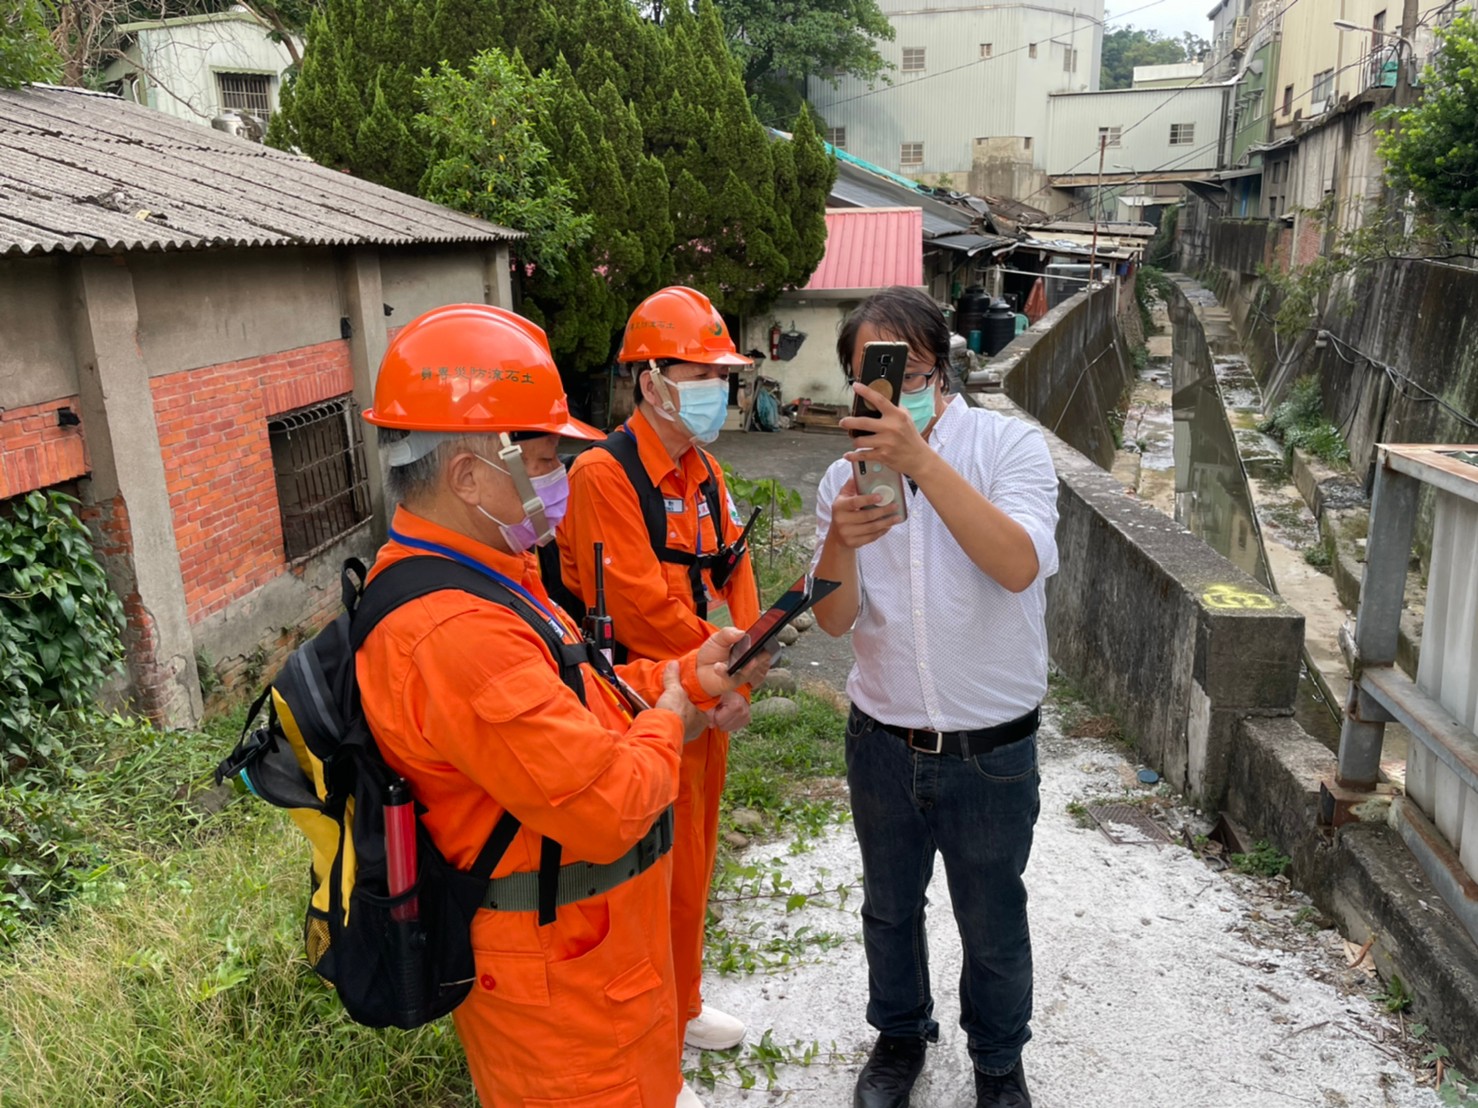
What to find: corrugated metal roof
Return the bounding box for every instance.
[929,232,1016,257]
[830,160,974,239]
[804,208,923,291]
[0,84,521,258]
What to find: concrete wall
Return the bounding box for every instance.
[973,389,1305,806]
[965,278,1305,807]
[0,257,79,408]
[742,299,856,408]
[988,282,1133,470]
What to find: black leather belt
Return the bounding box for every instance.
[853,706,1040,757]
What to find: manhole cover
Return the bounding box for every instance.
[1086,804,1175,847]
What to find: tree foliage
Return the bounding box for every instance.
[710,0,894,123]
[1100,26,1206,90]
[274,0,835,375]
[1,1,62,88]
[1379,8,1478,235]
[416,49,593,277]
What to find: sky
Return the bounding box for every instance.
[1109,0,1215,43]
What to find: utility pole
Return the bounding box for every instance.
[1088,133,1107,284]
[1395,0,1419,108]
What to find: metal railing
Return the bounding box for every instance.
[1336,444,1478,947]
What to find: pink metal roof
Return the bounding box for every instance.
[803,207,924,292]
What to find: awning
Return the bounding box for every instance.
[928,232,1017,257]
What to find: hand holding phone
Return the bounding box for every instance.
[727,574,842,675]
[848,342,910,521]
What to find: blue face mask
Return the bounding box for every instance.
[668,378,730,444]
[901,385,938,433]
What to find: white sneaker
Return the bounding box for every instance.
[676,1084,706,1108]
[684,1006,747,1050]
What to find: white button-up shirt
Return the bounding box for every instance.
[813,397,1059,731]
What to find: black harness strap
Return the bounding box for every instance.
[599,428,726,622]
[348,556,591,920]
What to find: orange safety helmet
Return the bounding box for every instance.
[363,304,601,439]
[616,286,752,367]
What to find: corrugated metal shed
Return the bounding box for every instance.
[930,232,1016,256]
[0,84,520,258]
[804,207,924,291]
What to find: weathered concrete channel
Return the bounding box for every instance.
[969,280,1478,1070]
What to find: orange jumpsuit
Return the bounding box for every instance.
[558,410,761,1024]
[358,507,718,1107]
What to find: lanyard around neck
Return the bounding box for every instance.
[387,527,568,640]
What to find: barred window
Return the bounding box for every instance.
[900,141,924,167]
[1169,122,1195,145]
[902,47,926,72]
[825,127,847,149]
[268,396,371,561]
[217,72,272,117]
[980,43,993,58]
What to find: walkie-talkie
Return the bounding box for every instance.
[583,541,615,666]
[710,507,763,591]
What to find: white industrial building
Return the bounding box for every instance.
[808,0,1106,199]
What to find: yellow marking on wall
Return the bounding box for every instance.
[1202,583,1276,610]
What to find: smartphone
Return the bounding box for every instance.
[848,341,910,519]
[850,341,909,424]
[728,574,842,675]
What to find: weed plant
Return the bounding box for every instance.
[1259,377,1351,465]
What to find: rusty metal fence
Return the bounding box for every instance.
[267,396,371,562]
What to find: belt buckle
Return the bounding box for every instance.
[907,728,943,755]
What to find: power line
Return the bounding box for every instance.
[1045,36,1392,224]
[1010,0,1309,210]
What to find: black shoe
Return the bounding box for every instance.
[853,1034,927,1108]
[974,1059,1032,1108]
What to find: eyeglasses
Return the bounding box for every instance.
[844,364,943,394]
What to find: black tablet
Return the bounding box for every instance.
[727,574,841,675]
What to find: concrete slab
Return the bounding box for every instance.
[693,710,1446,1107]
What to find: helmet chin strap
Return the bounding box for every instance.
[648,363,681,417]
[496,432,553,544]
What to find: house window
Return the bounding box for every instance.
[1063,47,1079,72]
[1169,122,1195,145]
[1029,43,1038,59]
[980,42,993,58]
[902,47,926,72]
[1282,84,1294,114]
[824,127,846,149]
[900,141,924,166]
[268,396,371,561]
[1023,136,1033,151]
[1311,67,1334,105]
[217,72,272,117]
[1098,125,1122,147]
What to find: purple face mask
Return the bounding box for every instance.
[476,463,569,554]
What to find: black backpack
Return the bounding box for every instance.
[537,428,728,641]
[216,556,594,1029]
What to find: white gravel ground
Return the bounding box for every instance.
[689,711,1443,1108]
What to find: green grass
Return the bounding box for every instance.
[722,691,846,823]
[0,709,474,1106]
[1229,840,1291,878]
[1259,377,1351,466]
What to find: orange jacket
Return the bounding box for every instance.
[559,408,762,660]
[357,507,715,957]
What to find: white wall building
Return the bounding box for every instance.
[808,0,1105,191]
[1044,85,1228,179]
[100,11,297,130]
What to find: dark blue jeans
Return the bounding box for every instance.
[845,707,1041,1076]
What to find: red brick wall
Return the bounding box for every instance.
[0,397,88,499]
[151,340,355,622]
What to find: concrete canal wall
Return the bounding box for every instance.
[966,282,1305,809]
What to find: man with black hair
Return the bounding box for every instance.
[811,286,1059,1108]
